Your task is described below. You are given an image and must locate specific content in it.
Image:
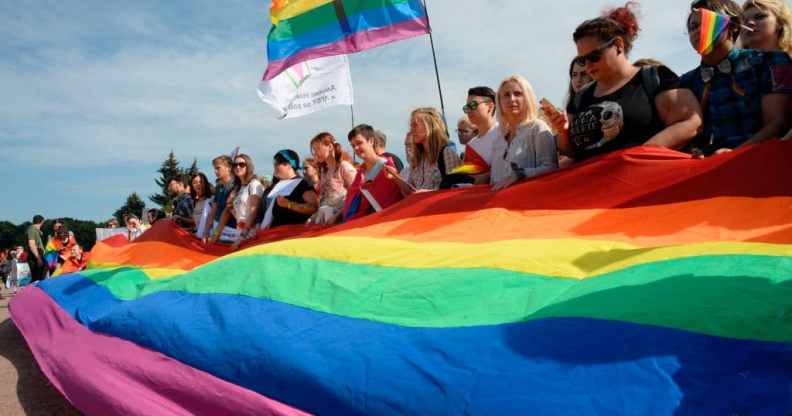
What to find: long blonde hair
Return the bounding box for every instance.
[409,107,449,166]
[743,0,792,56]
[496,74,539,135]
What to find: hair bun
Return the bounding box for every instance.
[606,1,640,40]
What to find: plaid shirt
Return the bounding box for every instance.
[681,48,792,152]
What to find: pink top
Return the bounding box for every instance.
[318,160,356,210]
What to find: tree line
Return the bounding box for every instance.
[0,151,198,251]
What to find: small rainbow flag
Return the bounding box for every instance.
[264,0,431,80]
[697,8,730,55]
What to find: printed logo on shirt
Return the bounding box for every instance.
[570,101,625,151]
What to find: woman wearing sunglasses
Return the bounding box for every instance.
[211,153,264,249]
[549,2,702,162]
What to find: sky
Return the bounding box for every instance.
[0,0,703,224]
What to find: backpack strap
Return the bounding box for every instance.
[640,65,662,99]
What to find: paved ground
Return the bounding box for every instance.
[0,287,81,416]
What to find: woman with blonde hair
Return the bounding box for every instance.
[307,132,356,225]
[742,0,792,56]
[490,75,559,191]
[400,107,461,193]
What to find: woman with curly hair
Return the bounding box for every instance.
[548,2,702,161]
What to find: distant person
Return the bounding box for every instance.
[682,0,791,154]
[126,215,145,241]
[548,2,702,161]
[262,149,318,229]
[107,218,120,228]
[212,154,264,249]
[456,115,479,149]
[169,175,195,230]
[146,208,166,225]
[401,107,461,193]
[26,215,46,283]
[52,219,77,255]
[308,133,355,225]
[0,249,10,298]
[302,158,320,192]
[191,172,214,238]
[342,124,404,222]
[373,130,405,173]
[202,155,236,243]
[491,75,559,191]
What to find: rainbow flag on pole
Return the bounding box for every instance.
[10,142,792,415]
[264,0,431,80]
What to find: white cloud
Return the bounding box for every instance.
[0,0,705,222]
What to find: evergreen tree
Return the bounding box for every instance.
[186,158,199,177]
[149,150,182,211]
[114,193,146,225]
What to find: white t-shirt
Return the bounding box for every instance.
[466,123,499,167]
[232,179,265,224]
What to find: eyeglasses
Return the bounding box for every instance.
[456,128,477,136]
[462,99,491,114]
[233,162,247,168]
[577,38,617,64]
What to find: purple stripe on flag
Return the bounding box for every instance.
[9,287,310,416]
[263,17,429,80]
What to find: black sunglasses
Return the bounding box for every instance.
[462,99,491,114]
[577,38,617,64]
[233,162,247,168]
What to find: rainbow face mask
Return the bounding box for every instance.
[693,8,731,55]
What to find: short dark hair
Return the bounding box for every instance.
[348,124,377,142]
[32,215,44,224]
[168,174,190,187]
[467,86,497,115]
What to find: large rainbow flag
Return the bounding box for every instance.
[264,0,431,80]
[10,142,792,415]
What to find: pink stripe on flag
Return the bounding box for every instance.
[9,287,310,416]
[263,17,429,80]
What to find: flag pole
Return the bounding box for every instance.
[422,0,447,128]
[350,104,355,128]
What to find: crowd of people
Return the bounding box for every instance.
[111,0,792,250]
[3,0,790,269]
[0,217,87,298]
